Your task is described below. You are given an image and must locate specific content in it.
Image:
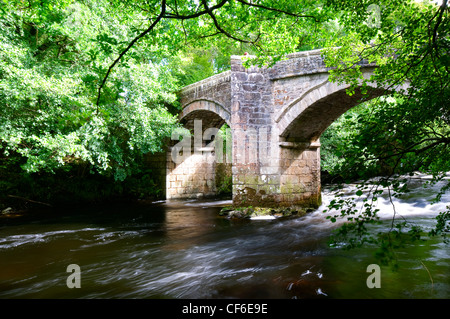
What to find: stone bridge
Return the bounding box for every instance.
[164,49,399,208]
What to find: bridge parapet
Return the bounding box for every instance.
[179,70,232,112]
[268,49,328,81]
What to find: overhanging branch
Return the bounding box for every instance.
[236,0,319,22]
[95,0,167,109]
[95,0,320,109]
[201,0,255,44]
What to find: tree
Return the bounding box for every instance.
[0,0,180,183]
[320,0,450,266]
[94,0,342,104]
[0,0,338,180]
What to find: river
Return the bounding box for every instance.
[0,175,449,299]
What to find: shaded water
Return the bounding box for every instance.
[0,177,449,299]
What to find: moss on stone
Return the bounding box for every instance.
[220,205,309,219]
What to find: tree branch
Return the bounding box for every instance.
[7,195,52,207]
[236,0,319,22]
[95,0,167,109]
[162,0,229,20]
[431,0,448,53]
[201,0,254,44]
[96,0,321,109]
[376,137,450,161]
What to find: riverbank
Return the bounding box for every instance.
[0,166,167,215]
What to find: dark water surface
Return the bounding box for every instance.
[0,178,449,299]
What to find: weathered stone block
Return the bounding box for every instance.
[244,174,259,185]
[244,92,261,101]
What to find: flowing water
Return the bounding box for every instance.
[0,175,449,299]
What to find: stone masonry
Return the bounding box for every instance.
[167,49,387,207]
[166,71,232,199]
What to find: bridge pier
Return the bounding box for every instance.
[231,133,321,208]
[232,147,321,208]
[229,56,321,208]
[166,145,218,199]
[278,141,321,207]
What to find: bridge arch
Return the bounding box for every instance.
[272,69,409,209]
[271,69,384,209]
[167,99,232,200]
[179,99,231,129]
[277,68,384,142]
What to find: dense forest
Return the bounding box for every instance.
[1,0,449,261]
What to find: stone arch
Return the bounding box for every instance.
[277,68,385,142]
[274,68,394,209]
[167,99,232,200]
[179,99,231,130]
[277,68,409,142]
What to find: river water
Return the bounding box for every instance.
[0,176,449,299]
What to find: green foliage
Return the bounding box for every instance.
[321,102,371,178]
[174,48,216,87]
[216,174,232,195]
[428,206,450,243]
[0,0,339,190]
[319,0,450,266]
[0,0,180,183]
[322,96,450,181]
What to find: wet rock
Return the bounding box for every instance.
[1,207,13,215]
[227,207,254,219]
[220,206,308,220]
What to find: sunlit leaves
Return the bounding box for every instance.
[0,0,180,181]
[319,0,449,265]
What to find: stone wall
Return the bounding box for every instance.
[166,150,217,199]
[166,145,231,199]
[230,55,276,206]
[279,144,321,208]
[179,70,232,112]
